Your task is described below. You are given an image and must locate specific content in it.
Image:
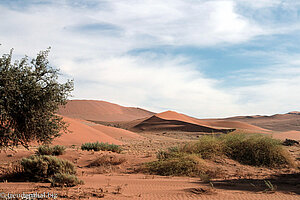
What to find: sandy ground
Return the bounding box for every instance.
[1,103,300,199]
[0,131,299,200]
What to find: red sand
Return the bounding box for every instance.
[52,117,122,146]
[271,131,300,140]
[155,111,268,131]
[58,100,154,121]
[90,123,145,141]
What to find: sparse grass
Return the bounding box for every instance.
[49,173,84,187]
[221,133,294,167]
[145,154,207,176]
[81,142,122,153]
[180,136,223,159]
[36,145,66,156]
[21,155,83,187]
[179,133,294,167]
[146,132,294,177]
[87,155,126,167]
[21,155,76,180]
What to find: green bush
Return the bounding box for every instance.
[21,155,82,187]
[49,173,83,187]
[37,145,66,156]
[87,155,126,167]
[36,145,53,155]
[21,155,76,180]
[180,136,223,159]
[146,154,206,176]
[221,133,293,167]
[52,145,66,155]
[81,142,122,153]
[152,133,294,170]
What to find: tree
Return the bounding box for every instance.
[0,48,73,149]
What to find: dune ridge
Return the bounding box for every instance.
[58,100,155,122]
[152,111,267,132]
[225,112,300,131]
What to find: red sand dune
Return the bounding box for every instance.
[58,100,154,122]
[271,131,300,141]
[154,111,267,131]
[132,111,235,133]
[90,123,145,141]
[225,112,300,132]
[133,115,234,133]
[52,117,122,146]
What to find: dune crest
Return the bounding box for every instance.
[153,110,267,132]
[58,100,154,121]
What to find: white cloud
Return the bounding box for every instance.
[60,54,242,118]
[0,0,300,118]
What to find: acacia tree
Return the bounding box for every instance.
[0,48,73,149]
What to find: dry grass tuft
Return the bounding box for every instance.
[88,155,126,168]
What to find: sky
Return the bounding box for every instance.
[1,0,300,118]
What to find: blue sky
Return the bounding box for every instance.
[1,0,300,118]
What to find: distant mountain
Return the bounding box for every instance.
[57,100,155,122]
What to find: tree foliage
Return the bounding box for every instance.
[0,48,73,149]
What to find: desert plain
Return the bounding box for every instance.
[0,100,299,199]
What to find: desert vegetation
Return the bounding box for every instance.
[20,155,82,187]
[146,133,294,177]
[36,145,66,156]
[81,142,122,153]
[0,49,73,149]
[145,153,208,176]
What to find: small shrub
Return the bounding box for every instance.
[37,145,66,156]
[180,136,223,159]
[222,133,294,167]
[156,150,186,160]
[81,142,122,153]
[21,155,76,180]
[145,154,207,176]
[156,150,171,160]
[52,145,66,155]
[87,155,126,167]
[50,173,83,187]
[37,145,53,155]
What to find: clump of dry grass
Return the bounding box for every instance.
[87,155,126,167]
[146,132,295,178]
[221,133,294,167]
[36,145,66,156]
[81,142,122,153]
[178,133,293,167]
[180,136,223,159]
[20,155,82,187]
[145,154,209,177]
[50,173,84,187]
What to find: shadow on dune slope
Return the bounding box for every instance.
[132,116,235,133]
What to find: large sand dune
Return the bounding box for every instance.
[57,100,300,140]
[58,100,154,121]
[90,123,145,141]
[52,117,122,146]
[133,115,234,133]
[147,111,267,132]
